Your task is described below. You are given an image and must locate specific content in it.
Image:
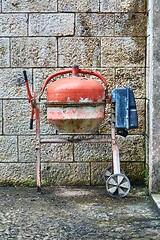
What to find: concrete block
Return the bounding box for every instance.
[101,37,145,67]
[117,135,145,162]
[129,99,145,135]
[19,136,74,164]
[41,162,90,185]
[2,0,57,12]
[115,68,146,98]
[58,0,99,12]
[74,136,112,162]
[40,136,73,163]
[58,37,101,67]
[0,163,35,185]
[3,99,56,135]
[11,37,57,67]
[3,100,35,135]
[115,13,147,36]
[76,13,114,36]
[0,14,28,36]
[18,136,36,163]
[0,0,147,188]
[33,68,61,97]
[0,136,18,162]
[91,161,145,185]
[0,68,32,98]
[91,162,112,185]
[29,13,74,36]
[121,162,145,182]
[100,0,146,12]
[0,38,9,67]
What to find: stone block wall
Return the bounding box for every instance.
[0,0,147,186]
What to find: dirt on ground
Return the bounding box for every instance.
[0,185,159,239]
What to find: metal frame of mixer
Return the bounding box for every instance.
[23,68,131,198]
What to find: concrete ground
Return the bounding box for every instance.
[0,185,159,240]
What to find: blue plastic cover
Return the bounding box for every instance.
[111,86,138,129]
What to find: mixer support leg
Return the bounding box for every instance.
[35,104,42,193]
[105,126,130,198]
[111,127,120,175]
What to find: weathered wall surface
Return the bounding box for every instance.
[147,0,160,193]
[0,0,147,186]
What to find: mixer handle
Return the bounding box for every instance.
[79,69,108,88]
[38,69,72,99]
[23,70,27,82]
[23,70,35,130]
[38,66,108,100]
[23,70,32,101]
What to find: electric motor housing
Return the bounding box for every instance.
[111,86,138,130]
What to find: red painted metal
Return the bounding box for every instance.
[38,66,108,100]
[35,104,41,193]
[25,77,32,101]
[23,66,133,197]
[39,66,109,133]
[47,77,105,103]
[40,138,112,144]
[23,66,110,192]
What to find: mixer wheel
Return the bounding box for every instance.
[106,174,130,198]
[104,165,125,181]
